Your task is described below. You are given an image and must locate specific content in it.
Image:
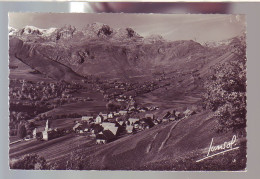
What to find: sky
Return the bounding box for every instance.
[9,13,246,43]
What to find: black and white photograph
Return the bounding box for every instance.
[8,13,247,170]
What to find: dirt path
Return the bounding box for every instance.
[146,132,159,153]
[158,120,181,152]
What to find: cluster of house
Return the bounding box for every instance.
[31,107,196,145]
[72,108,195,144]
[73,112,157,144]
[160,108,196,123]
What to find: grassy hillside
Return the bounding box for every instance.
[54,111,246,170]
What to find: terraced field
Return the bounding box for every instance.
[9,133,96,164]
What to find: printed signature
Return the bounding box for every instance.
[196,135,239,162]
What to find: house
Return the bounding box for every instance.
[154,120,159,125]
[169,117,176,121]
[99,113,108,120]
[113,112,120,116]
[117,98,125,102]
[128,106,136,111]
[162,118,170,123]
[175,111,181,118]
[128,118,140,125]
[119,110,128,115]
[163,112,171,119]
[145,114,154,120]
[95,115,104,124]
[96,130,116,144]
[143,118,155,129]
[96,138,106,144]
[73,123,82,132]
[108,113,114,119]
[33,127,45,139]
[183,109,195,117]
[81,116,93,122]
[134,122,139,129]
[126,125,134,134]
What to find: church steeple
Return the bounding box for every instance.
[45,120,50,131]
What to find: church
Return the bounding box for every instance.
[33,120,53,141]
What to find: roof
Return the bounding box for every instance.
[96,130,115,141]
[184,109,194,116]
[119,121,125,125]
[73,123,82,130]
[101,122,116,129]
[143,118,155,127]
[163,112,171,119]
[82,116,93,120]
[112,126,119,135]
[175,111,181,115]
[183,109,191,114]
[145,114,154,119]
[128,118,140,124]
[103,130,116,140]
[119,110,127,114]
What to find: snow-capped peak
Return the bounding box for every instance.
[17,25,57,37]
[8,26,18,35]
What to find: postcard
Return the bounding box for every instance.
[8,13,246,170]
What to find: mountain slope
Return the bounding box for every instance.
[54,111,245,170]
[9,37,85,82]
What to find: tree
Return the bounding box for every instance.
[126,28,135,38]
[10,154,48,170]
[65,150,85,170]
[17,124,27,139]
[203,35,246,132]
[98,25,113,36]
[106,101,120,112]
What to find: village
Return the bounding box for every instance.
[9,70,197,150]
[31,95,196,145]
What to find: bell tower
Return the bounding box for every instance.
[45,120,50,131]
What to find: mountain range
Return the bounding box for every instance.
[9,23,239,83]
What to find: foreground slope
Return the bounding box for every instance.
[54,111,246,170]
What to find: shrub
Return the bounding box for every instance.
[10,154,48,170]
[203,35,246,132]
[17,124,27,139]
